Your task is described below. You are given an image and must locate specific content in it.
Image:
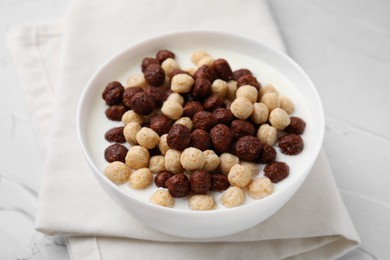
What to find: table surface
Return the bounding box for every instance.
[1,0,389,259]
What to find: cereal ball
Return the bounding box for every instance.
[285,116,306,135]
[168,69,191,83]
[279,95,295,114]
[247,177,273,199]
[161,58,180,77]
[235,136,261,161]
[203,94,224,111]
[193,65,218,83]
[129,168,153,189]
[190,170,211,194]
[192,111,216,131]
[202,150,221,172]
[122,110,145,125]
[165,173,190,198]
[221,186,245,208]
[231,119,256,139]
[174,117,193,131]
[158,134,169,155]
[240,161,260,176]
[105,105,127,121]
[144,63,165,86]
[257,143,276,164]
[212,108,234,125]
[226,80,238,100]
[136,127,160,149]
[166,92,185,106]
[149,114,173,136]
[258,84,278,99]
[211,79,228,97]
[213,58,233,81]
[180,147,206,171]
[251,102,269,125]
[171,74,194,93]
[184,67,197,76]
[232,68,252,81]
[192,78,212,100]
[156,49,175,64]
[161,100,183,120]
[190,129,210,151]
[144,86,169,107]
[197,56,215,67]
[104,161,131,184]
[264,161,289,183]
[167,124,191,151]
[104,144,128,163]
[257,124,277,146]
[183,101,204,118]
[191,50,210,65]
[154,171,174,188]
[102,81,124,105]
[150,189,174,208]
[210,174,230,191]
[164,149,184,173]
[123,122,141,145]
[189,194,215,211]
[129,92,156,116]
[219,153,239,175]
[141,57,159,73]
[228,164,252,187]
[105,126,125,143]
[122,87,143,108]
[126,73,147,88]
[269,108,291,130]
[237,74,261,90]
[236,85,258,103]
[210,124,232,154]
[278,134,304,155]
[261,92,280,111]
[148,155,166,173]
[230,97,253,120]
[125,145,150,169]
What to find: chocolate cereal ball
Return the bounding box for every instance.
[237,74,261,90]
[144,63,165,86]
[144,86,169,107]
[156,49,175,64]
[104,144,128,163]
[193,64,218,83]
[141,57,159,73]
[105,105,127,121]
[257,143,276,164]
[212,108,234,125]
[183,101,204,118]
[149,114,174,136]
[278,134,304,155]
[232,68,252,81]
[190,170,211,194]
[203,94,224,111]
[230,119,255,139]
[210,174,230,191]
[129,92,156,116]
[210,124,232,154]
[264,161,289,183]
[190,129,210,151]
[234,136,261,161]
[167,124,191,151]
[102,81,124,105]
[192,77,212,100]
[165,173,190,198]
[192,111,216,131]
[122,87,143,108]
[212,58,233,81]
[285,116,306,135]
[104,126,125,143]
[154,171,174,188]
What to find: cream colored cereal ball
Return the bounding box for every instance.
[174,117,193,131]
[104,161,131,185]
[240,161,260,176]
[126,73,147,88]
[191,50,210,65]
[251,102,269,125]
[125,145,150,169]
[148,155,166,173]
[136,127,160,149]
[202,150,221,172]
[211,79,228,98]
[236,85,258,103]
[161,58,180,76]
[123,122,141,145]
[261,92,280,111]
[184,67,197,76]
[165,149,184,173]
[228,164,253,188]
[227,80,238,100]
[158,134,169,155]
[122,110,145,125]
[161,100,183,120]
[230,97,253,120]
[197,56,215,67]
[219,153,240,175]
[279,95,295,115]
[150,189,174,208]
[269,108,291,130]
[166,92,185,106]
[247,177,274,199]
[258,83,278,100]
[180,147,205,171]
[128,168,153,189]
[257,124,277,146]
[171,74,194,93]
[189,194,215,211]
[221,186,245,208]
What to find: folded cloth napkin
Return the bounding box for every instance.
[7,0,360,259]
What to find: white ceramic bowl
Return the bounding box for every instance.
[77,31,325,238]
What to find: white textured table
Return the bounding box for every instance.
[1,0,389,259]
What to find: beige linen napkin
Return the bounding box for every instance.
[7,0,360,258]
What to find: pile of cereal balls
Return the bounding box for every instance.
[102,49,306,210]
